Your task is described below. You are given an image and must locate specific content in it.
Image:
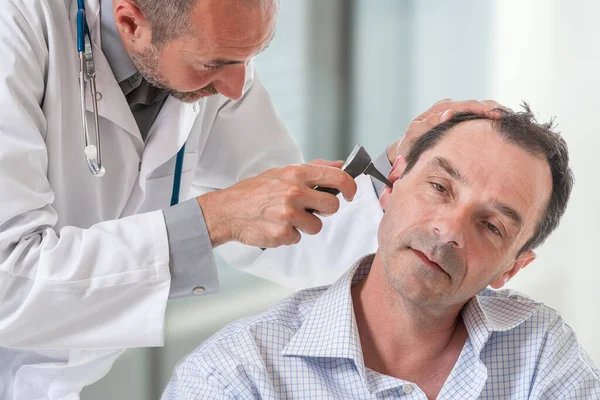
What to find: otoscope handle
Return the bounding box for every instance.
[313,186,340,196]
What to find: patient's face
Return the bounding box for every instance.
[378,120,552,309]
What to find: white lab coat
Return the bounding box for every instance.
[0,1,382,399]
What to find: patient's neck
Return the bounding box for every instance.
[351,253,468,398]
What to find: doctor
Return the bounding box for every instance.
[0,0,500,398]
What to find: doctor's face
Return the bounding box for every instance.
[118,0,277,103]
[377,120,552,311]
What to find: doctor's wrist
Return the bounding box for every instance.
[196,192,233,248]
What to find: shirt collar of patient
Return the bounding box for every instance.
[281,254,543,383]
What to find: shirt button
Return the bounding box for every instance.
[402,384,413,394]
[193,286,205,295]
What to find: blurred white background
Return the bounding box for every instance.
[83,1,600,398]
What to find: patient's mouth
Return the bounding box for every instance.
[410,248,445,273]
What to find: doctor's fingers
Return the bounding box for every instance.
[262,223,302,247]
[255,192,330,246]
[414,98,452,119]
[275,191,340,238]
[262,211,325,246]
[279,164,357,202]
[390,111,455,161]
[290,211,325,236]
[301,187,342,217]
[308,159,344,169]
[413,99,508,122]
[405,111,454,141]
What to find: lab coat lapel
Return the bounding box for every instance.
[69,0,144,143]
[138,98,201,185]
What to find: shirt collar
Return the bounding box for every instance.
[281,255,373,382]
[462,287,543,354]
[100,0,138,82]
[281,253,543,383]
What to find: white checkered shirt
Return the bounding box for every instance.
[162,255,600,399]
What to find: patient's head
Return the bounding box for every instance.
[377,104,573,309]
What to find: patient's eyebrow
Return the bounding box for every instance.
[493,201,524,230]
[429,156,468,185]
[428,157,524,230]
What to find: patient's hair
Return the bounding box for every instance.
[404,102,573,254]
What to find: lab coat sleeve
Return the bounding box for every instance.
[192,64,383,290]
[0,1,171,349]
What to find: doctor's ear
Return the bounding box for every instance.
[489,250,536,289]
[114,0,152,46]
[379,156,407,210]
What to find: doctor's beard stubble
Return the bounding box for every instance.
[130,45,219,103]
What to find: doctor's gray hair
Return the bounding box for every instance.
[132,0,196,45]
[403,102,573,255]
[132,0,276,46]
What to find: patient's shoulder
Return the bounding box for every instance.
[476,287,590,353]
[479,286,543,303]
[478,287,564,325]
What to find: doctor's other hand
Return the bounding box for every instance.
[196,161,356,248]
[387,99,508,163]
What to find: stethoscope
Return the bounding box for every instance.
[77,0,186,206]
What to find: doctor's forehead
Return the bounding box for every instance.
[188,0,278,49]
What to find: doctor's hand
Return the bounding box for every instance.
[387,99,508,163]
[196,160,356,248]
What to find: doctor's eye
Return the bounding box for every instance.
[203,64,223,71]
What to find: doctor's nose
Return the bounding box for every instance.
[432,210,467,249]
[213,64,247,101]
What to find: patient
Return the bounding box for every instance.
[162,104,600,399]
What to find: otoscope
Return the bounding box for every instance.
[314,145,393,196]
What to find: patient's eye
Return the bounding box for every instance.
[431,182,447,193]
[486,222,502,236]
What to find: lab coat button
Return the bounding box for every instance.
[193,286,205,295]
[402,384,413,394]
[95,92,102,101]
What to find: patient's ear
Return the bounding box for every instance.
[489,250,536,289]
[380,156,407,210]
